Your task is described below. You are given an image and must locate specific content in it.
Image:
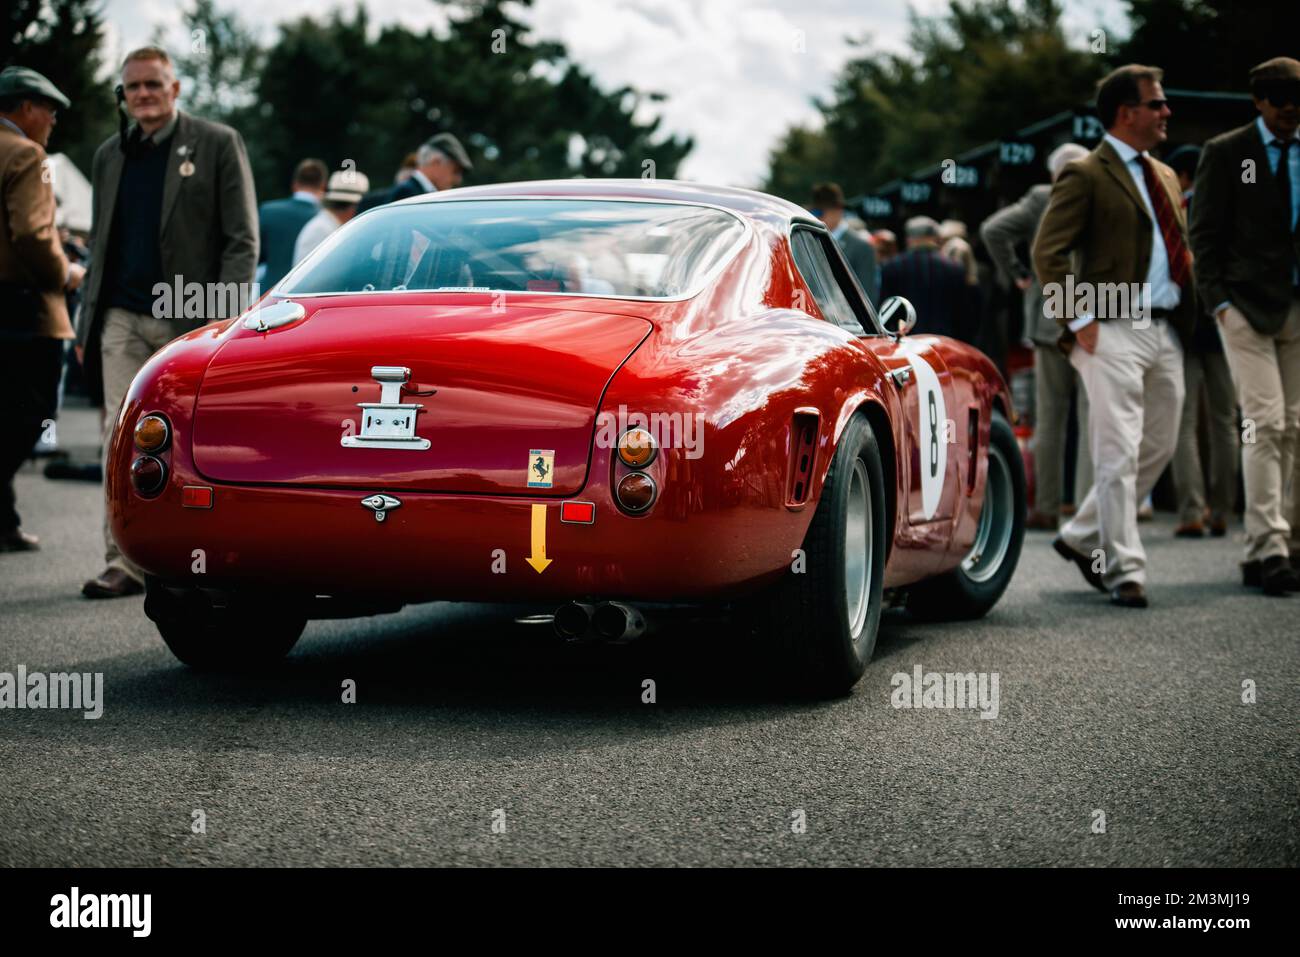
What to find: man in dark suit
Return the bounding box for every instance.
[1033,64,1194,609]
[256,158,326,289]
[1189,56,1300,596]
[879,215,978,342]
[355,133,472,214]
[811,182,877,301]
[0,67,84,553]
[76,46,257,598]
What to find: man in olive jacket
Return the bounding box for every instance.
[77,46,257,598]
[1032,65,1194,609]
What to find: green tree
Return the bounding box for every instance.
[763,0,1103,201]
[1115,0,1300,91]
[181,0,691,201]
[2,0,116,172]
[162,0,263,120]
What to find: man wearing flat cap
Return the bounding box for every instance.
[356,132,472,214]
[0,67,84,553]
[1190,56,1300,596]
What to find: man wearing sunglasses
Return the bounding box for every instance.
[1189,57,1300,597]
[1033,64,1194,609]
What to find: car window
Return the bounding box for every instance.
[789,228,866,334]
[279,199,746,300]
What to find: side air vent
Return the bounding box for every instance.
[787,410,820,507]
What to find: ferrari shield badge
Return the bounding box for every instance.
[527,449,555,488]
[342,366,431,450]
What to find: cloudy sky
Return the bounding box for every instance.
[103,0,1124,187]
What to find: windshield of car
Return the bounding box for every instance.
[278,198,747,299]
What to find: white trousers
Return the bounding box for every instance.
[1062,320,1185,589]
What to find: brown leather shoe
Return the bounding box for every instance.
[1026,510,1057,531]
[1174,521,1205,538]
[0,528,40,552]
[1208,514,1227,537]
[1110,582,1149,608]
[1053,536,1107,592]
[82,567,144,599]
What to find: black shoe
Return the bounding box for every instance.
[0,528,40,552]
[81,567,144,599]
[1110,582,1149,608]
[1053,536,1106,592]
[1261,556,1300,597]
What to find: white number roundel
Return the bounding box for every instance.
[909,353,946,520]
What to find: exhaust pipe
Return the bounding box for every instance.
[553,602,596,642]
[592,601,647,643]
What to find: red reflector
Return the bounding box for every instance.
[560,501,595,524]
[182,486,214,509]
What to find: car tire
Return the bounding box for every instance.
[906,410,1025,621]
[145,580,306,670]
[751,413,887,697]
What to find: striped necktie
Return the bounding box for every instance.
[1138,154,1191,288]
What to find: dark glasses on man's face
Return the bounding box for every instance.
[1127,98,1169,112]
[1264,84,1300,108]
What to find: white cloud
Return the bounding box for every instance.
[102,0,1124,189]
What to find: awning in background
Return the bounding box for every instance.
[49,153,92,233]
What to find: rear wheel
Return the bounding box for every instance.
[751,413,887,697]
[907,410,1025,621]
[145,580,305,670]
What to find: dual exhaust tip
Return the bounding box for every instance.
[554,601,646,643]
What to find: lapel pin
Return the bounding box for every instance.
[179,159,195,177]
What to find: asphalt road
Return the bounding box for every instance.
[2,401,1296,867]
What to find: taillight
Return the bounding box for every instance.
[617,428,657,468]
[130,455,167,496]
[615,472,657,513]
[134,414,170,453]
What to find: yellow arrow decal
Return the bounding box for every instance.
[526,503,552,573]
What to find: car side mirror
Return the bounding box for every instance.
[877,296,917,339]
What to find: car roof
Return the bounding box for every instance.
[394,178,810,230]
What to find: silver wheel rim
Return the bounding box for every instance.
[962,443,1014,583]
[845,458,871,638]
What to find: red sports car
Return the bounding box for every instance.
[111,179,1025,694]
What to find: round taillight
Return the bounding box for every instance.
[134,414,170,453]
[130,455,168,496]
[615,472,657,513]
[617,428,657,468]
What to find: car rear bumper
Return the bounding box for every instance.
[111,479,798,603]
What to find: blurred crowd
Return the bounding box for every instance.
[808,56,1300,606]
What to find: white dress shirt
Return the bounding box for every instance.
[292,209,342,266]
[1068,133,1182,332]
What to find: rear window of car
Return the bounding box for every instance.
[278,198,747,299]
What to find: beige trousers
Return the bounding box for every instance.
[1171,348,1238,524]
[1062,319,1185,589]
[1033,344,1092,518]
[1217,301,1300,562]
[101,307,179,580]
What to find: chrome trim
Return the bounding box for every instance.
[878,295,918,338]
[272,196,755,305]
[360,493,402,523]
[242,299,305,331]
